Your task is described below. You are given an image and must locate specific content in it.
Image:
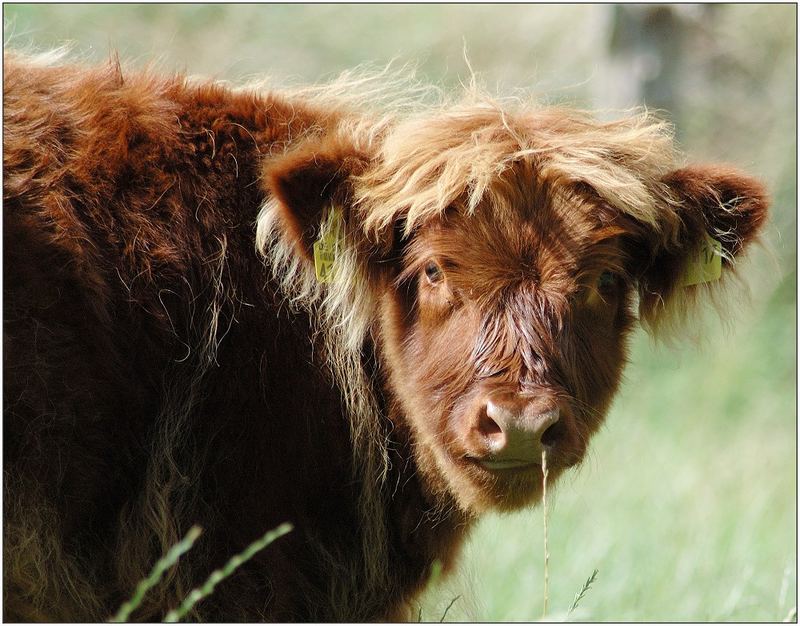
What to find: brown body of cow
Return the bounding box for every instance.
[3,52,768,621]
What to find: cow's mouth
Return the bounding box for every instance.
[466,456,540,473]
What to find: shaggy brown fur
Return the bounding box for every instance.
[3,51,768,622]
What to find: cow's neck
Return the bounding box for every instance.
[366,335,474,611]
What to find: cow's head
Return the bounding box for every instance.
[262,104,768,514]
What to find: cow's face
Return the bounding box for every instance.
[262,108,767,515]
[377,177,639,511]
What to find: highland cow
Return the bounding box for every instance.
[3,51,768,621]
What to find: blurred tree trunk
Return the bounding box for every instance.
[595,5,719,136]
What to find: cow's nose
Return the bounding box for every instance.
[475,394,560,465]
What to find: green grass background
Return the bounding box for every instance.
[4,4,795,621]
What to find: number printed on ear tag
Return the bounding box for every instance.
[313,207,343,283]
[682,233,722,287]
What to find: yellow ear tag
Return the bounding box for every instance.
[682,233,722,287]
[313,207,343,283]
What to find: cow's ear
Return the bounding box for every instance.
[637,165,769,332]
[262,134,369,262]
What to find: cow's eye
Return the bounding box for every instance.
[424,261,443,284]
[597,270,618,290]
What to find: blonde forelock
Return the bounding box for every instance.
[351,92,682,247]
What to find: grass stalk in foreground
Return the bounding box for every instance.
[568,568,599,616]
[438,595,461,622]
[110,526,203,622]
[163,522,293,622]
[542,449,550,619]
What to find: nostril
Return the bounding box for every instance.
[540,420,563,447]
[477,411,503,438]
